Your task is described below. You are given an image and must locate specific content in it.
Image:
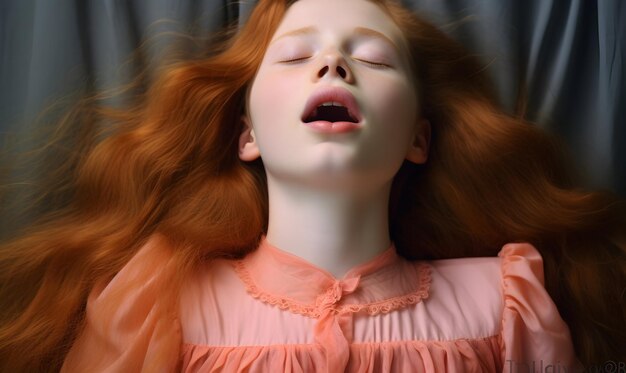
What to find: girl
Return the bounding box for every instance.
[1,0,624,371]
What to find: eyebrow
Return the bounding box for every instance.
[272,26,318,41]
[353,27,400,50]
[271,26,401,52]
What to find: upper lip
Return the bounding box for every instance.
[301,86,362,123]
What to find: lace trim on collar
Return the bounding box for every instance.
[231,261,431,318]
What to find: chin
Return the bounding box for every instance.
[305,143,361,167]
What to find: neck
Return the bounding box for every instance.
[264,175,392,278]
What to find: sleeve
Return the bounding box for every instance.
[61,235,182,373]
[498,243,583,372]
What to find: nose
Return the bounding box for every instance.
[315,51,354,83]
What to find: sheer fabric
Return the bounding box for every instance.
[62,236,581,372]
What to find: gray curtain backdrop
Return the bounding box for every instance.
[1,0,624,235]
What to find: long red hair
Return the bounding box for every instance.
[1,0,624,370]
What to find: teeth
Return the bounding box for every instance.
[320,101,344,107]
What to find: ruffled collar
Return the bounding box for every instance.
[232,237,431,318]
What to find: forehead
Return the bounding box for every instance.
[273,0,406,46]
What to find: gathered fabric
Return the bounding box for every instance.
[180,337,504,372]
[62,236,582,372]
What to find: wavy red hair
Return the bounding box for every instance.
[1,0,624,370]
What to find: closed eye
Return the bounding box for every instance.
[279,56,311,64]
[352,58,391,68]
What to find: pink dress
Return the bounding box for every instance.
[62,235,581,372]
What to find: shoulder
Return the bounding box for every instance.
[427,243,578,364]
[422,251,503,339]
[62,234,182,372]
[429,242,545,294]
[428,250,504,308]
[84,233,179,313]
[421,243,547,340]
[430,253,502,284]
[495,243,579,365]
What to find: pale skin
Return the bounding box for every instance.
[239,0,430,278]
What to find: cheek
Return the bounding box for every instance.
[366,77,417,136]
[247,68,305,157]
[249,71,293,124]
[360,76,418,170]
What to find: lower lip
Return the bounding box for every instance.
[302,121,361,134]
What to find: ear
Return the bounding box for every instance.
[405,119,430,164]
[238,116,261,161]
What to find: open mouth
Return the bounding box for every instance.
[301,87,362,125]
[303,102,359,123]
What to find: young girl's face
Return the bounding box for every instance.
[241,0,428,190]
